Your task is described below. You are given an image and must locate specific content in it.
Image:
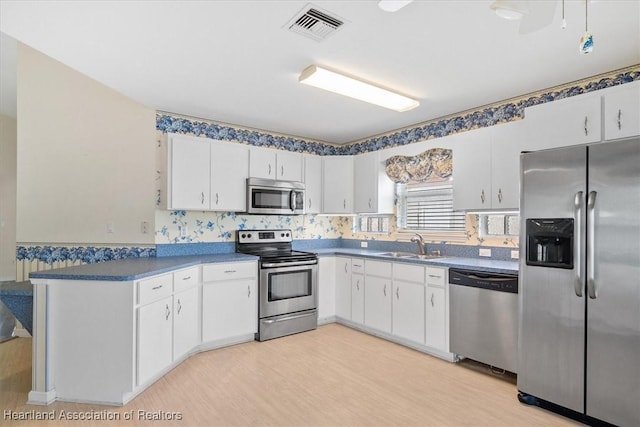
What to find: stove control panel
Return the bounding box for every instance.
[237,229,292,243]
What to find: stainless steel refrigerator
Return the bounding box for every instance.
[518,137,640,427]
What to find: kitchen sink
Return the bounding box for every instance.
[377,252,444,260]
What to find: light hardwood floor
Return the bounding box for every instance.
[1,324,581,426]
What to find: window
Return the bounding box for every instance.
[396,181,466,233]
[354,215,391,234]
[479,214,520,237]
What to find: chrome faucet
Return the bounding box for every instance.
[410,233,426,255]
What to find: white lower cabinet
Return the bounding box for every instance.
[392,280,425,344]
[364,275,392,333]
[424,267,448,352]
[172,286,200,360]
[201,261,258,343]
[351,273,365,324]
[202,279,257,342]
[335,257,352,320]
[137,295,173,386]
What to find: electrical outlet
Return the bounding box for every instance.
[107,221,115,234]
[479,248,492,257]
[511,250,520,259]
[141,221,149,234]
[360,241,368,248]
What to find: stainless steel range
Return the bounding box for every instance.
[236,229,318,341]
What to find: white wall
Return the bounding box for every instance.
[16,43,156,245]
[0,114,17,280]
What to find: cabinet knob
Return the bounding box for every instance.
[308,198,312,209]
[177,299,182,315]
[383,284,387,296]
[368,198,372,209]
[430,293,435,307]
[165,304,171,321]
[215,193,219,205]
[498,188,503,203]
[343,199,346,209]
[281,165,284,177]
[201,192,205,205]
[480,190,485,204]
[396,287,400,300]
[356,280,360,291]
[248,285,251,298]
[268,163,272,176]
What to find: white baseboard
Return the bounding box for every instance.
[13,326,31,338]
[27,389,57,405]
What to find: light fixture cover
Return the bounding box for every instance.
[490,0,529,20]
[299,65,419,112]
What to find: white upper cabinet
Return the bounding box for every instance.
[452,127,493,211]
[523,91,601,150]
[168,134,210,210]
[603,81,640,141]
[249,148,303,182]
[490,120,526,209]
[167,134,248,211]
[354,151,395,214]
[210,141,248,212]
[276,151,303,182]
[303,155,323,213]
[323,155,354,214]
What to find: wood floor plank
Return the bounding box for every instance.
[0,324,581,426]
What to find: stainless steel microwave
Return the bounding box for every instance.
[246,178,305,215]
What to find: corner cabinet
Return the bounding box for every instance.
[323,156,354,213]
[201,261,258,344]
[167,134,248,211]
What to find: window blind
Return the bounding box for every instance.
[397,182,466,232]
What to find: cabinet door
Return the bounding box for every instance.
[364,276,392,333]
[249,148,276,179]
[277,151,303,182]
[172,287,200,360]
[351,274,365,324]
[323,156,354,213]
[168,135,210,210]
[523,93,601,150]
[335,258,352,320]
[452,129,492,211]
[202,279,257,342]
[392,280,425,344]
[425,286,447,351]
[318,257,336,321]
[304,155,322,213]
[354,153,377,213]
[137,296,173,386]
[491,121,525,209]
[603,82,640,140]
[211,141,249,211]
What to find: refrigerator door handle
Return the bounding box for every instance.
[574,191,584,297]
[587,190,598,299]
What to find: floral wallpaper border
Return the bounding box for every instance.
[16,245,156,265]
[156,65,639,155]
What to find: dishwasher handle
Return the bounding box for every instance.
[448,268,519,294]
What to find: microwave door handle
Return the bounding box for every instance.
[289,190,295,211]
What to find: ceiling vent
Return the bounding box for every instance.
[285,4,346,42]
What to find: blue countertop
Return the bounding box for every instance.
[314,248,519,274]
[28,253,258,281]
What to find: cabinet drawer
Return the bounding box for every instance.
[365,260,392,278]
[173,266,199,293]
[351,258,365,274]
[137,273,173,305]
[425,267,446,287]
[393,263,425,283]
[202,262,256,282]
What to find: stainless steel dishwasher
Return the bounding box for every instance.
[449,268,518,373]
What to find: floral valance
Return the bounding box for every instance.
[384,148,452,184]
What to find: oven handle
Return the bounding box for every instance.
[262,312,315,324]
[261,259,318,268]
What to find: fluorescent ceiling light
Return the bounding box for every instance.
[299,65,419,112]
[490,0,529,20]
[378,0,414,13]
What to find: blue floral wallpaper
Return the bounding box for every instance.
[16,245,156,265]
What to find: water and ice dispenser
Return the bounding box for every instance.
[525,218,574,269]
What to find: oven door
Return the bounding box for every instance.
[259,261,317,318]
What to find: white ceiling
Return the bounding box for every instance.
[0,1,638,144]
